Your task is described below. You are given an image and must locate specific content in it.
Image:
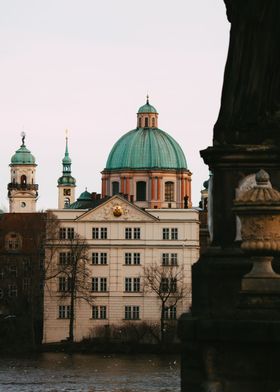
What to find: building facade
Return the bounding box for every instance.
[43,195,199,343]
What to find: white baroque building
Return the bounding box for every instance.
[43,195,199,343]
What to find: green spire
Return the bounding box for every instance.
[57,131,76,186]
[62,135,72,170]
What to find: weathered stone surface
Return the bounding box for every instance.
[214,1,280,145]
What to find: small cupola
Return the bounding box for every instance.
[137,95,158,128]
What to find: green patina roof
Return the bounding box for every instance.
[105,127,187,170]
[11,143,36,165]
[57,175,76,186]
[138,102,158,114]
[68,192,109,209]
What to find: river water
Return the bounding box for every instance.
[0,353,180,392]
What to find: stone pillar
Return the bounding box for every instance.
[179,2,280,391]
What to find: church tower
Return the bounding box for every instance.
[8,132,38,213]
[57,133,76,208]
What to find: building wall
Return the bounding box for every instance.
[43,198,199,343]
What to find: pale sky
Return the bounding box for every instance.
[0,0,229,211]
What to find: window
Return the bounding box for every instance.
[9,265,17,278]
[133,277,140,292]
[100,228,107,239]
[124,253,141,265]
[160,278,177,293]
[163,228,169,240]
[125,305,140,320]
[5,232,21,251]
[0,288,3,299]
[138,118,142,128]
[23,278,30,291]
[125,277,132,292]
[134,228,141,239]
[92,277,98,292]
[23,259,31,273]
[160,278,169,293]
[162,228,178,240]
[100,277,107,292]
[136,181,146,201]
[170,278,177,292]
[92,253,108,265]
[92,277,107,292]
[162,253,169,266]
[8,284,17,297]
[171,253,178,266]
[64,198,70,208]
[0,269,3,280]
[59,252,73,265]
[171,228,178,240]
[59,227,74,240]
[152,117,155,127]
[125,228,132,239]
[165,182,174,202]
[112,181,119,195]
[92,305,107,319]
[162,253,178,266]
[58,276,71,292]
[58,305,71,319]
[144,117,149,127]
[92,227,107,239]
[164,306,177,320]
[92,228,99,239]
[125,253,132,265]
[125,228,141,240]
[21,175,27,185]
[125,277,143,293]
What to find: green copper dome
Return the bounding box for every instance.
[11,137,36,165]
[106,127,187,170]
[57,175,76,185]
[138,103,158,114]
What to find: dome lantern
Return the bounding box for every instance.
[137,95,159,128]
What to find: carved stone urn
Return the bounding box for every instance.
[233,169,280,294]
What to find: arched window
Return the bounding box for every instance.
[136,181,146,201]
[138,118,142,128]
[144,117,149,127]
[64,197,70,208]
[165,182,174,202]
[112,181,119,195]
[21,175,27,185]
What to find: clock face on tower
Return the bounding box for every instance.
[21,202,26,208]
[64,189,71,196]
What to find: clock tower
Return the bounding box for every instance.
[8,133,38,213]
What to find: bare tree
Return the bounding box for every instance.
[46,231,94,342]
[143,263,189,343]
